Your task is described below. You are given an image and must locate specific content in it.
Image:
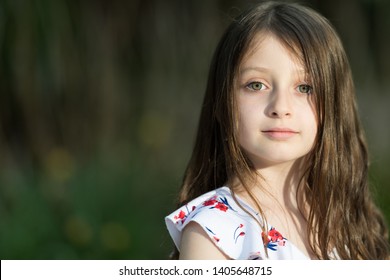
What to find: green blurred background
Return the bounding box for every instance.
[0,0,389,259]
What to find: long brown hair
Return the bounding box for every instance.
[173,1,389,259]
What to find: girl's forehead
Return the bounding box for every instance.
[240,32,307,73]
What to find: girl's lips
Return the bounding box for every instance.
[262,128,299,140]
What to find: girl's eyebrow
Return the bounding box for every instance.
[240,66,270,74]
[240,66,308,76]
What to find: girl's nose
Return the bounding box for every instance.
[265,89,293,118]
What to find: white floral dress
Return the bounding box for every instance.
[165,186,311,260]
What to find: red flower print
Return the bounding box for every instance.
[174,210,186,221]
[213,236,220,242]
[215,202,228,212]
[203,195,235,213]
[268,228,284,242]
[234,224,246,243]
[234,232,245,243]
[262,227,286,251]
[203,197,217,206]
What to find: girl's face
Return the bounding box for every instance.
[236,33,317,169]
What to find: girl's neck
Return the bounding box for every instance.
[259,161,301,197]
[234,158,307,210]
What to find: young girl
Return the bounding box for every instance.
[165,1,390,260]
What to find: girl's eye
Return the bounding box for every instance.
[246,82,266,91]
[297,84,313,94]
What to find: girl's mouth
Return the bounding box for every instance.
[262,127,299,140]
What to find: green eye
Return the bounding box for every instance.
[247,82,265,91]
[297,84,312,94]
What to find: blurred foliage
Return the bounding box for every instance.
[0,0,389,259]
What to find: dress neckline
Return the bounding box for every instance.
[218,186,312,260]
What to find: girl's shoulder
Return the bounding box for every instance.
[165,186,311,260]
[165,186,260,259]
